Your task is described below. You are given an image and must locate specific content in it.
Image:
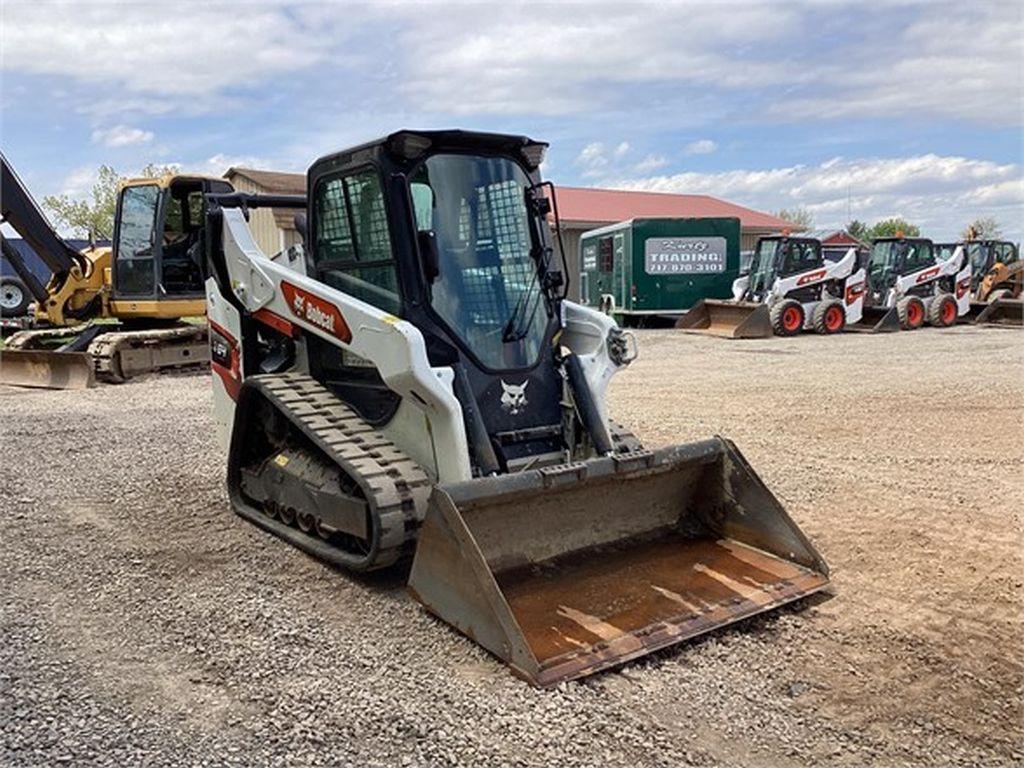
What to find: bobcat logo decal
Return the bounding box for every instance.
[500,380,529,416]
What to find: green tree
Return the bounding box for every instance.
[868,217,920,239]
[43,163,176,239]
[960,216,1002,240]
[846,219,869,242]
[774,207,814,231]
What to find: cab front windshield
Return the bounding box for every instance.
[410,154,547,370]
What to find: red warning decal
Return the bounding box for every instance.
[280,281,352,343]
[915,267,941,284]
[956,276,971,299]
[796,269,828,286]
[845,282,865,305]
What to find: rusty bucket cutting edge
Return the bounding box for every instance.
[675,300,773,339]
[0,349,95,389]
[407,438,830,687]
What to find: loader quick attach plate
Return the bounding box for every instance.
[675,300,773,339]
[408,438,830,686]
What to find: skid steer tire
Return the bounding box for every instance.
[812,300,845,335]
[771,300,805,336]
[927,292,957,327]
[897,296,925,330]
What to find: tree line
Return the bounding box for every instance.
[774,207,1007,243]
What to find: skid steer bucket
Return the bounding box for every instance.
[0,349,95,389]
[973,297,1023,326]
[845,305,900,333]
[675,300,772,339]
[408,438,829,686]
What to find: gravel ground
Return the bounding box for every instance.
[1,324,1021,767]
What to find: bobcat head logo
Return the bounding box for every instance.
[500,380,529,416]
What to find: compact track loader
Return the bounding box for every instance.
[0,152,233,388]
[677,235,865,338]
[848,237,971,332]
[937,240,1022,326]
[205,130,829,686]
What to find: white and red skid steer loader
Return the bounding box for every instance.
[855,237,971,331]
[678,235,865,337]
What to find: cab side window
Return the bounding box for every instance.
[313,169,400,314]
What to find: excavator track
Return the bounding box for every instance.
[88,324,209,383]
[229,373,433,571]
[5,324,91,350]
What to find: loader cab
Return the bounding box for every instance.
[112,176,232,302]
[866,237,934,296]
[306,130,568,471]
[746,236,822,299]
[961,240,1019,290]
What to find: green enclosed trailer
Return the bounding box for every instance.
[578,217,741,326]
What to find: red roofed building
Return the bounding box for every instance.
[222,169,789,302]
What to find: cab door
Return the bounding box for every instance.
[113,184,161,298]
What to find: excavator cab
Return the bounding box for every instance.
[112,176,232,308]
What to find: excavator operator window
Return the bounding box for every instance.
[160,183,205,294]
[115,184,160,295]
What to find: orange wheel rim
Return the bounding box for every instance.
[825,306,843,331]
[908,302,922,325]
[784,307,801,330]
[942,300,956,324]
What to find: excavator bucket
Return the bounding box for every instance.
[0,349,95,389]
[675,300,772,339]
[973,297,1023,326]
[408,438,829,687]
[845,305,900,333]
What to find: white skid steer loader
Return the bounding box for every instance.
[849,237,972,331]
[204,130,829,686]
[678,235,865,337]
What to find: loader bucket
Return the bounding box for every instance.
[973,297,1023,326]
[0,349,95,389]
[408,438,829,687]
[845,305,900,333]
[675,300,772,339]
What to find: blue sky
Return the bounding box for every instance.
[2,0,1021,240]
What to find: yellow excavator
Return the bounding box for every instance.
[0,152,232,388]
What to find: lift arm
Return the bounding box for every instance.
[1,153,88,284]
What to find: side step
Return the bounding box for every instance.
[675,300,773,339]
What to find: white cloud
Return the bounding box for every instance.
[91,125,153,147]
[634,154,667,174]
[685,139,717,156]
[614,142,631,157]
[575,142,609,177]
[609,154,1024,241]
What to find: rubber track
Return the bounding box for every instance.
[243,373,432,569]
